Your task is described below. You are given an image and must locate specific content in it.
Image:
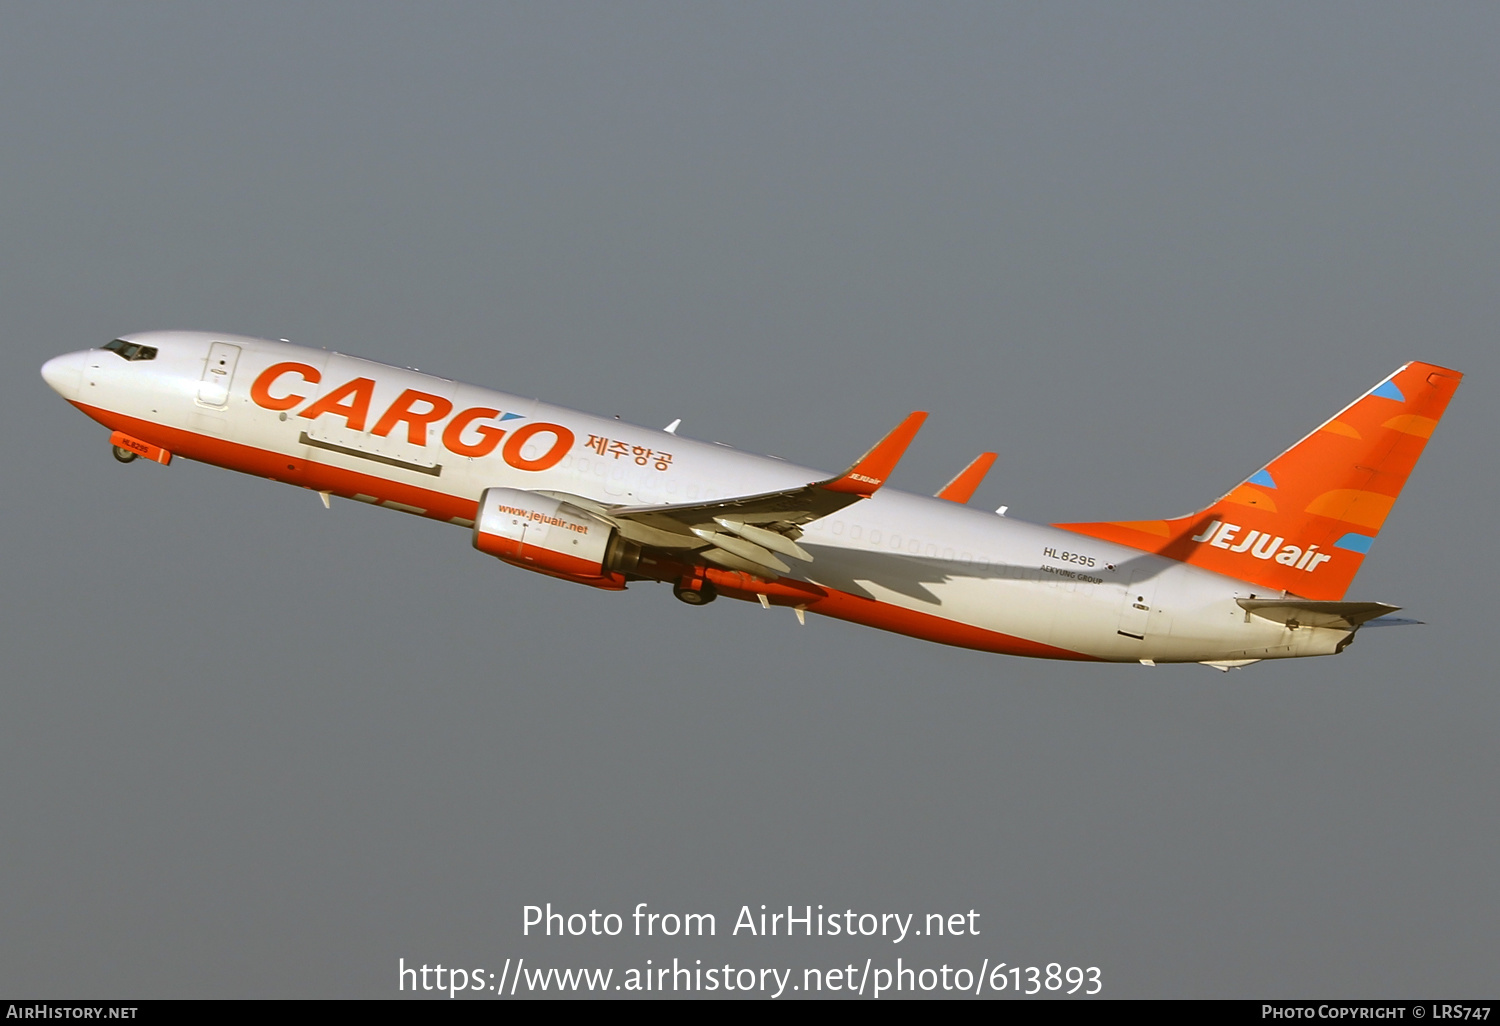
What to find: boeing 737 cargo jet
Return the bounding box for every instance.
[42,332,1461,669]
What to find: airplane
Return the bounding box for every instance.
[41,331,1462,669]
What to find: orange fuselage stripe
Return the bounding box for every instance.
[76,401,1098,662]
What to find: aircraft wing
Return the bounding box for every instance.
[561,412,927,578]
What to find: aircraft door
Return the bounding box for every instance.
[197,342,242,409]
[1116,571,1161,641]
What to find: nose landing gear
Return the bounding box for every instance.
[673,576,716,606]
[106,431,172,465]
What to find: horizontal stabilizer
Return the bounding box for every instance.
[1237,599,1400,631]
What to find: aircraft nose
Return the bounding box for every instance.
[41,351,86,400]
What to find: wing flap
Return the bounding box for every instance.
[689,527,792,574]
[714,517,813,561]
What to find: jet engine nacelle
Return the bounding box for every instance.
[473,487,639,589]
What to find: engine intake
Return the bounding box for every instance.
[473,487,638,588]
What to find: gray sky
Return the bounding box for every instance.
[2,2,1495,998]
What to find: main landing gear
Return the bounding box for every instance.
[673,577,716,606]
[111,445,138,463]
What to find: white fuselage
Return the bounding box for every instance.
[43,331,1350,664]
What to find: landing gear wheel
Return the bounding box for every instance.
[112,445,139,463]
[673,578,717,605]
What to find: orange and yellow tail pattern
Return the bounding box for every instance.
[1055,361,1463,600]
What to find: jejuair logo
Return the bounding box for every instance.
[1190,521,1333,572]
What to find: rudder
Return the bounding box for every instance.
[1055,361,1462,599]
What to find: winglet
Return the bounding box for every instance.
[935,452,997,503]
[822,411,928,496]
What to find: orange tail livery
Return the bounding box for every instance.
[1056,361,1463,600]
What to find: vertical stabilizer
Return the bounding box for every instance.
[1054,361,1462,599]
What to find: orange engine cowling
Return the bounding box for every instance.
[472,487,639,589]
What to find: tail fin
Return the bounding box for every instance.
[1055,361,1463,599]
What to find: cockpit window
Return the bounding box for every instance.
[102,339,158,361]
